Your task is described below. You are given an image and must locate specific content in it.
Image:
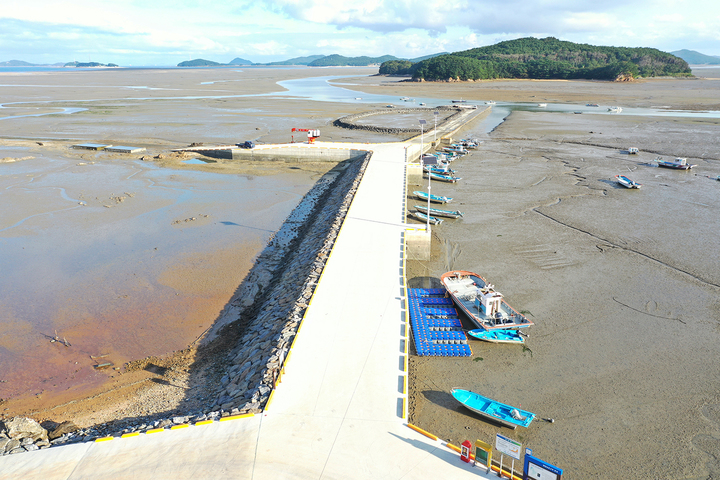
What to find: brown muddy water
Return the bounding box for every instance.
[0,147,320,405]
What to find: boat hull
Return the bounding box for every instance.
[467,329,525,344]
[413,191,452,204]
[451,388,535,429]
[424,172,461,183]
[414,205,463,219]
[657,163,694,170]
[615,175,641,188]
[409,211,442,225]
[441,270,533,331]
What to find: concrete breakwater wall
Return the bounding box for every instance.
[206,150,372,414]
[333,106,464,135]
[176,145,367,162]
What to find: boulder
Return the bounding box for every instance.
[48,421,79,440]
[3,438,20,453]
[2,417,48,442]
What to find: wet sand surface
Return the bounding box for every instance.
[2,66,720,477]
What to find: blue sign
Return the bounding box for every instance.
[523,454,563,480]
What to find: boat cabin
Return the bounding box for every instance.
[474,284,503,317]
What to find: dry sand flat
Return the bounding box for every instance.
[406,104,720,478]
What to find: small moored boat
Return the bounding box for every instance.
[655,157,696,170]
[467,329,525,344]
[615,175,642,189]
[425,171,461,183]
[413,190,453,204]
[608,106,623,113]
[586,103,599,107]
[409,210,442,225]
[443,146,468,155]
[441,270,533,331]
[414,205,463,219]
[451,388,535,429]
[424,165,455,175]
[537,103,547,107]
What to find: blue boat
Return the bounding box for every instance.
[424,164,456,175]
[413,190,453,204]
[451,388,535,429]
[424,171,461,183]
[467,329,525,344]
[414,205,463,219]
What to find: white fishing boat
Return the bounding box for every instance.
[615,175,642,189]
[414,205,463,219]
[608,106,623,113]
[409,210,442,225]
[655,157,696,170]
[537,103,547,107]
[441,270,533,331]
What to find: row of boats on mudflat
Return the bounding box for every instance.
[408,141,480,224]
[409,138,538,428]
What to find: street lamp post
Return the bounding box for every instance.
[419,119,429,231]
[433,111,439,146]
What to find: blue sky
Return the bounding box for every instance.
[2,0,719,65]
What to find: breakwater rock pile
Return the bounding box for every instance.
[333,106,463,135]
[206,151,371,413]
[0,417,78,455]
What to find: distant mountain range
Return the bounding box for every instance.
[671,49,720,65]
[176,53,447,68]
[0,59,65,67]
[0,59,117,67]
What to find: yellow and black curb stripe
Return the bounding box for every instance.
[94,413,255,443]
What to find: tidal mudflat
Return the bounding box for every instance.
[400,75,720,478]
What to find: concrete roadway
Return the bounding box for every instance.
[2,113,498,479]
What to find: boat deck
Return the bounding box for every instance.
[443,273,532,330]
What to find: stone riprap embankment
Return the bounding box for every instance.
[1,151,372,453]
[333,106,464,135]
[208,151,372,414]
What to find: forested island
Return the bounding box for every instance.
[64,61,118,68]
[380,37,692,81]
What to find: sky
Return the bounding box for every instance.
[2,0,719,66]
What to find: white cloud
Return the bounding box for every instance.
[2,0,720,64]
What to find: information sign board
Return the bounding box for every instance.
[523,453,563,480]
[495,434,521,460]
